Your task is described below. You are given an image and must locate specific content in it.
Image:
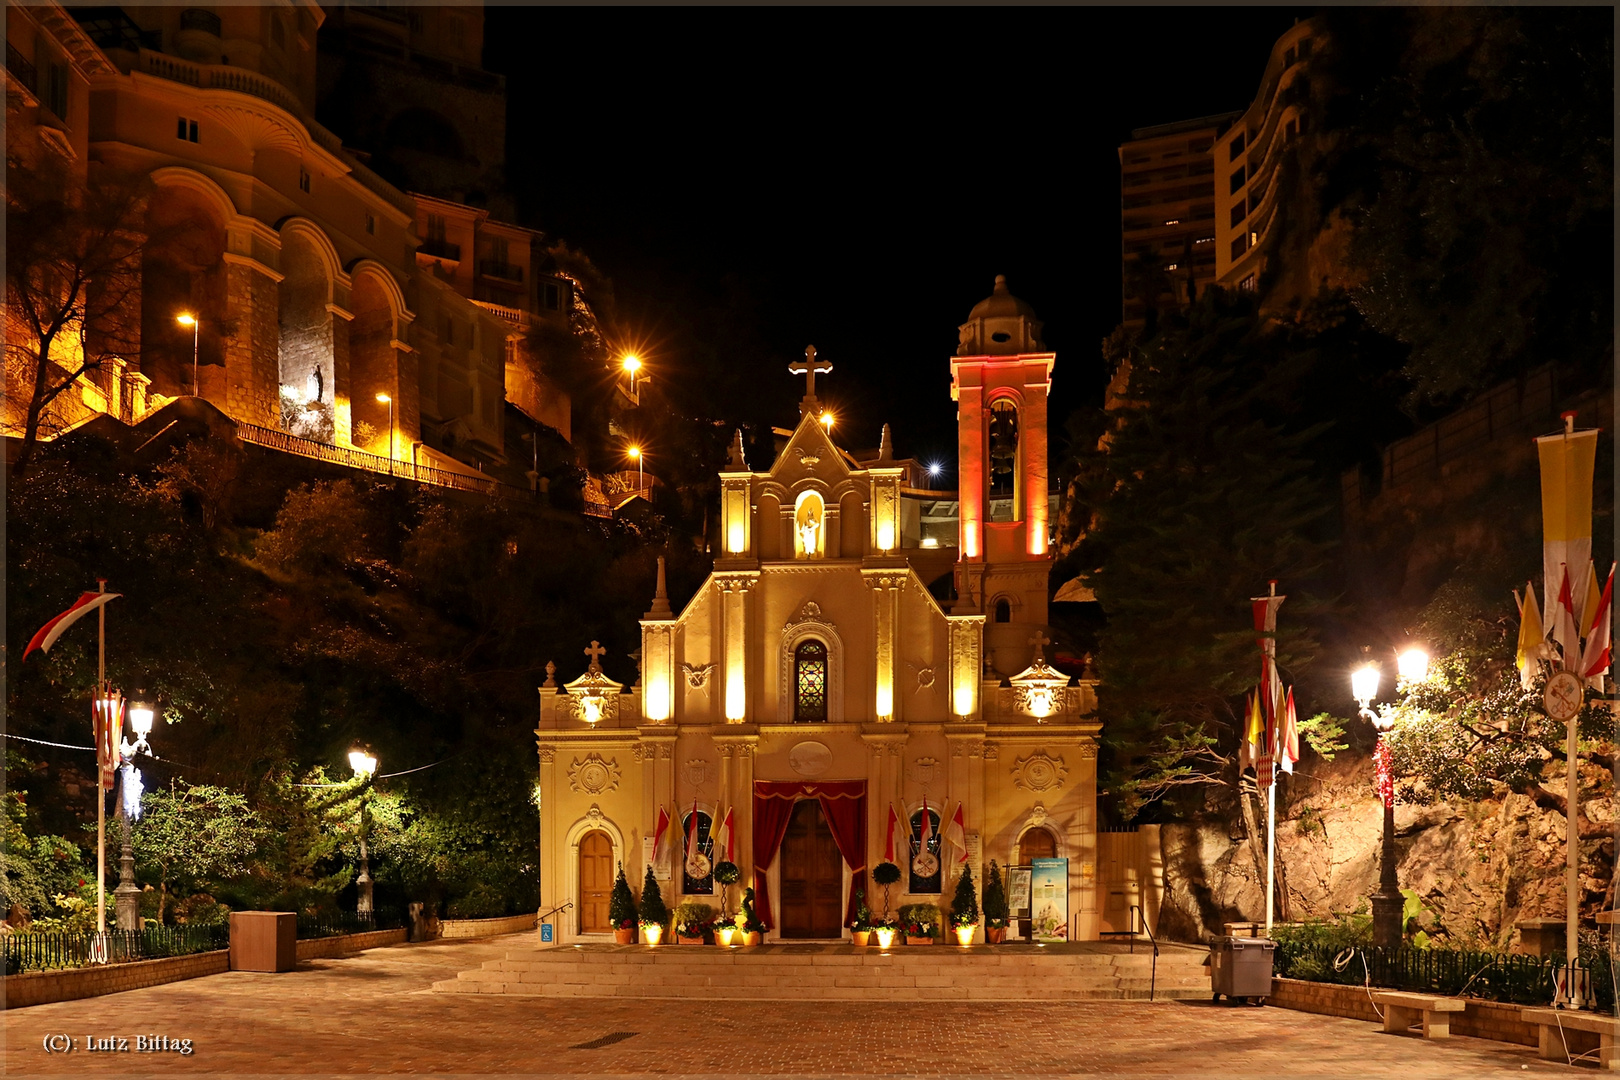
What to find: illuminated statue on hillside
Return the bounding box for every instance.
[306,364,324,405]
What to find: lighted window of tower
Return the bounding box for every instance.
[988,400,1021,522]
[794,640,828,722]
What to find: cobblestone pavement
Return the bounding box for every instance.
[1,935,1589,1079]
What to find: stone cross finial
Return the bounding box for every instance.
[788,345,833,401]
[584,640,607,672]
[1028,631,1051,661]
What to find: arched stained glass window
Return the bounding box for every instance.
[794,639,828,722]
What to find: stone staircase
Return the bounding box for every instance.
[432,939,1212,1002]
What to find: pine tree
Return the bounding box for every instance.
[982,861,1009,929]
[607,862,637,929]
[950,864,979,927]
[639,865,668,928]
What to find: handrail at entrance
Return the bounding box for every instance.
[538,901,574,922]
[1131,903,1160,1001]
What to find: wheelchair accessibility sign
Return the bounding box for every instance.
[540,923,553,943]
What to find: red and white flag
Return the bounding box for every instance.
[942,801,968,864]
[1581,564,1613,681]
[1279,687,1300,775]
[685,799,700,856]
[23,591,121,660]
[94,696,122,789]
[919,797,934,851]
[651,805,672,865]
[714,806,735,863]
[884,803,900,863]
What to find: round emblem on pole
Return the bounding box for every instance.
[1544,670,1584,721]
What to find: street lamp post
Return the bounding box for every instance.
[375,394,393,476]
[175,313,199,396]
[1352,649,1428,949]
[622,354,641,397]
[628,445,643,494]
[114,700,155,932]
[349,748,378,920]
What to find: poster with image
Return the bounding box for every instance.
[1030,857,1069,942]
[1009,867,1033,915]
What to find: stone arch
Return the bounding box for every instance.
[839,490,864,558]
[1015,821,1065,861]
[564,805,627,940]
[756,492,781,560]
[992,594,1018,623]
[276,220,338,440]
[778,603,844,724]
[347,265,399,455]
[140,178,230,400]
[987,394,1023,522]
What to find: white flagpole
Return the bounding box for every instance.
[1265,784,1276,935]
[95,579,107,939]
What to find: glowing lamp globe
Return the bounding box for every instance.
[348,749,378,777]
[622,355,641,374]
[1350,664,1381,707]
[1397,648,1430,684]
[175,313,197,327]
[128,704,155,739]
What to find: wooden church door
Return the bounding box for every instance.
[578,830,614,933]
[779,799,844,938]
[1018,827,1057,940]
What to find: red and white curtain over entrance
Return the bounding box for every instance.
[752,779,867,932]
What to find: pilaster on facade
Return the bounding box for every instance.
[947,615,987,720]
[861,569,907,722]
[716,572,759,722]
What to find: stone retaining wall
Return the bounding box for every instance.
[1270,978,1537,1046]
[3,950,229,1010]
[438,913,537,939]
[295,928,407,960]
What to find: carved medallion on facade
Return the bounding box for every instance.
[568,754,621,795]
[911,756,939,786]
[788,740,833,778]
[1011,752,1067,793]
[684,758,712,788]
[682,662,715,694]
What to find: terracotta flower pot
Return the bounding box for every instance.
[906,935,933,946]
[742,931,762,946]
[851,930,871,947]
[986,926,1007,944]
[954,925,976,946]
[641,924,664,945]
[873,927,897,948]
[677,932,704,944]
[613,926,636,944]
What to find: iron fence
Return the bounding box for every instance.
[1275,940,1615,1011]
[295,909,406,940]
[3,924,229,974]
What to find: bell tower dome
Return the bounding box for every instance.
[950,276,1055,676]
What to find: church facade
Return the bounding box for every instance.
[537,279,1163,943]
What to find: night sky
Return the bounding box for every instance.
[486,6,1311,475]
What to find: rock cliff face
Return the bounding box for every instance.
[1157,752,1614,947]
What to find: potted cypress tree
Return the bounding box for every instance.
[982,861,1010,944]
[639,865,669,945]
[608,862,638,944]
[949,864,980,945]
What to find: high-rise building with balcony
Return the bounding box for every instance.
[1117,113,1239,330]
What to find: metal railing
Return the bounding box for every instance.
[235,422,532,500]
[1130,904,1160,1001]
[296,909,406,940]
[1274,941,1615,1011]
[3,924,229,973]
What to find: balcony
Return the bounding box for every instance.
[6,43,37,94]
[477,260,523,283]
[418,238,461,262]
[179,8,221,35]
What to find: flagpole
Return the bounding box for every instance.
[96,579,107,939]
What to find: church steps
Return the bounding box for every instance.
[432,944,1214,1000]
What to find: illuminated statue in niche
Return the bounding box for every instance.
[306,363,324,405]
[798,505,821,557]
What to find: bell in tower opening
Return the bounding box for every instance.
[988,400,1020,520]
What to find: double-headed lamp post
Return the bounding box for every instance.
[114,699,156,932]
[348,748,378,919]
[175,313,199,395]
[1351,647,1429,948]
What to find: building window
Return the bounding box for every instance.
[681,811,714,894]
[994,599,1011,623]
[1165,263,1178,271]
[299,168,311,193]
[365,213,377,236]
[43,62,69,121]
[1239,274,1257,293]
[1298,37,1312,59]
[1231,235,1249,260]
[490,237,509,264]
[543,282,562,311]
[270,15,286,50]
[1228,133,1245,160]
[177,117,199,142]
[1230,200,1247,228]
[794,640,828,722]
[909,808,942,894]
[1229,169,1246,195]
[426,214,447,243]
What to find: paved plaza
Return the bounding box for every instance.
[1,934,1589,1079]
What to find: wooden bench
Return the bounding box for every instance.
[1371,991,1468,1039]
[1522,1008,1620,1070]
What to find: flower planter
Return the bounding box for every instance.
[851,930,871,947]
[677,932,705,945]
[714,926,738,947]
[906,935,933,946]
[742,931,762,946]
[613,927,636,944]
[986,926,1007,944]
[954,925,976,946]
[873,927,897,949]
[641,924,664,946]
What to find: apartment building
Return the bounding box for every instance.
[1118,113,1239,329]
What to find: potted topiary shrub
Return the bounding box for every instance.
[872,861,901,923]
[982,861,1010,944]
[712,861,742,944]
[899,903,941,946]
[735,886,765,945]
[850,888,873,947]
[674,900,714,944]
[950,865,980,945]
[608,863,638,944]
[639,866,669,945]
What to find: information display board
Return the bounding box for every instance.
[1030,857,1069,942]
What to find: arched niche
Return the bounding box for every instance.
[140,181,229,400]
[757,492,781,560]
[793,490,826,559]
[348,266,400,455]
[839,490,864,558]
[277,221,338,441]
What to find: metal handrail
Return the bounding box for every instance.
[538,901,573,921]
[1131,904,1160,1001]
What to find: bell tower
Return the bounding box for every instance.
[951,275,1055,676]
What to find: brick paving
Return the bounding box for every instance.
[1,934,1589,1078]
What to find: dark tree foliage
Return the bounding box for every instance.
[608,862,637,928]
[982,861,1009,929]
[1312,8,1613,405]
[640,865,669,928]
[949,863,980,927]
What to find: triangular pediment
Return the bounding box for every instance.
[769,409,854,486]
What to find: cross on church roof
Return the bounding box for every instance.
[584,640,606,672]
[788,345,833,402]
[1028,631,1051,661]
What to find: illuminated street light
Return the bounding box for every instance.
[622,354,642,395]
[350,747,378,919]
[1396,648,1430,684]
[820,411,834,431]
[175,313,199,396]
[628,444,643,492]
[375,393,394,476]
[1350,651,1420,948]
[114,695,156,931]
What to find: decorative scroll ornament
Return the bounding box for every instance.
[783,601,830,633]
[559,646,625,725]
[1012,752,1068,793]
[682,662,715,693]
[1007,632,1071,721]
[568,753,620,795]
